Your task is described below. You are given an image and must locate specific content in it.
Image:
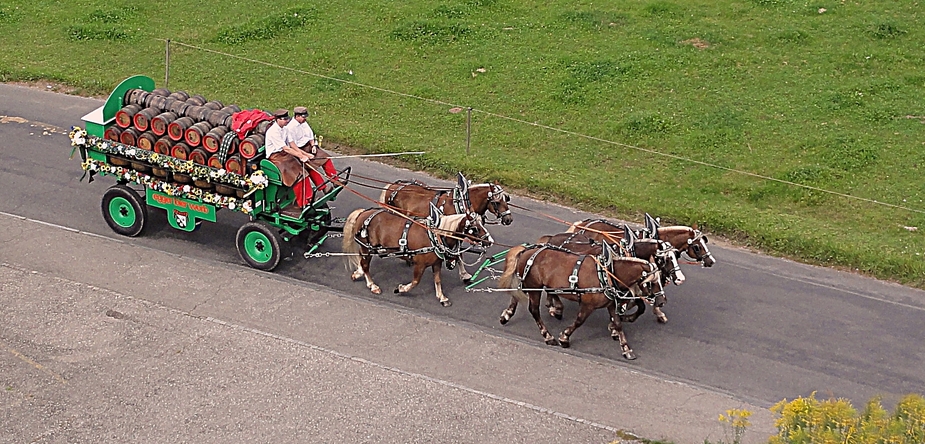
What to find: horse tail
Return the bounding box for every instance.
[342,208,366,272]
[498,245,528,302]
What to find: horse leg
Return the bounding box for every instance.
[358,254,380,294]
[653,306,668,324]
[527,291,558,345]
[457,262,472,284]
[432,262,452,307]
[395,258,425,295]
[499,295,518,325]
[620,299,646,323]
[557,302,595,349]
[608,303,637,360]
[545,293,564,319]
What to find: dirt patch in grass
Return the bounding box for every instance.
[681,38,710,49]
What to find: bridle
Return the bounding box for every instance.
[682,230,714,265]
[483,184,512,225]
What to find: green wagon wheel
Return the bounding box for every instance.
[101,185,147,237]
[236,221,284,271]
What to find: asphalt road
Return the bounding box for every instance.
[2,83,924,442]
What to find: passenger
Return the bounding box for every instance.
[287,106,337,192]
[265,108,313,208]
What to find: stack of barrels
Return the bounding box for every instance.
[110,88,272,193]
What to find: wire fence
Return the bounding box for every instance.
[161,38,925,216]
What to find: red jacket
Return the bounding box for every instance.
[231,109,273,140]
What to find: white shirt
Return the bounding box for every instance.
[264,122,291,156]
[286,119,315,148]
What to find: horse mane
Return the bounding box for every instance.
[614,256,651,265]
[437,213,468,231]
[660,226,695,236]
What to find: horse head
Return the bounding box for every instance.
[464,178,513,226]
[453,211,494,250]
[680,228,714,267]
[655,240,685,286]
[611,257,665,307]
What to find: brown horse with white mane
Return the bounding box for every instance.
[379,172,512,282]
[567,213,715,267]
[533,229,685,323]
[497,242,662,359]
[342,204,493,307]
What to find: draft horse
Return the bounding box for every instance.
[497,242,663,359]
[379,172,513,282]
[534,228,685,324]
[342,204,493,307]
[567,213,715,267]
[379,172,514,226]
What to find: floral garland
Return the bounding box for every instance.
[69,127,268,190]
[70,127,268,215]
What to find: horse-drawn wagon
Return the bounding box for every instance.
[70,75,350,271]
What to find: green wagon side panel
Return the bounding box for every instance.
[104,75,155,122]
[146,189,216,232]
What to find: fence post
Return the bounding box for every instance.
[164,39,170,88]
[466,107,472,155]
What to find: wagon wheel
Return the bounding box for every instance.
[236,221,285,271]
[101,184,147,237]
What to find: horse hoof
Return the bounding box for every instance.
[440,299,452,307]
[499,317,508,325]
[611,334,620,341]
[559,340,570,349]
[462,278,472,285]
[371,287,381,295]
[623,351,637,360]
[553,312,563,320]
[394,288,400,294]
[545,338,559,346]
[657,317,668,324]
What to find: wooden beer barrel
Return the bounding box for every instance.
[202,126,228,153]
[255,120,272,135]
[224,154,245,175]
[136,131,157,151]
[133,107,160,132]
[238,134,264,159]
[167,91,189,101]
[168,100,191,116]
[220,105,241,114]
[167,116,195,141]
[119,127,141,146]
[207,111,230,127]
[115,104,142,129]
[203,100,224,110]
[189,147,209,166]
[150,112,177,136]
[186,94,207,106]
[184,121,213,147]
[146,95,169,111]
[171,142,192,160]
[207,154,225,170]
[124,89,149,107]
[151,88,171,97]
[104,126,122,142]
[153,135,173,155]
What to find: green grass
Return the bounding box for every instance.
[2,0,924,287]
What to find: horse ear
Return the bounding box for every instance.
[692,222,699,231]
[622,224,635,253]
[456,172,472,211]
[645,213,659,239]
[601,241,615,267]
[428,202,442,226]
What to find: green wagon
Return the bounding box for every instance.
[71,75,349,271]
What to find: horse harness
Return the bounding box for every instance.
[386,180,467,215]
[483,184,512,224]
[515,244,655,307]
[353,209,476,263]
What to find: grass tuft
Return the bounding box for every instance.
[213,8,313,45]
[391,21,472,44]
